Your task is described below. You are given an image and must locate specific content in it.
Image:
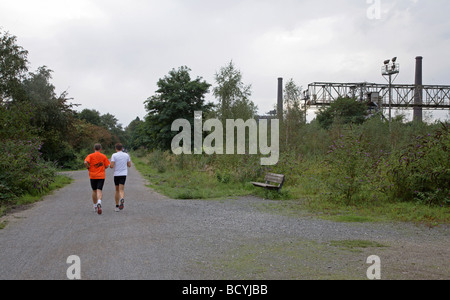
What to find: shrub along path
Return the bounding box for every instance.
[0,164,448,280]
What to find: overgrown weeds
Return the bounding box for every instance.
[133,118,449,226]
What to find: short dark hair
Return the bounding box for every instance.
[94,144,102,151]
[115,143,123,151]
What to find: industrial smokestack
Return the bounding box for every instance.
[414,56,423,122]
[277,77,283,119]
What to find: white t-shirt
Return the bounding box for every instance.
[111,151,131,177]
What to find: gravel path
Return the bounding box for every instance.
[0,165,448,280]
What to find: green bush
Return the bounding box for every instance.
[386,123,449,206]
[323,130,387,205]
[148,149,168,173]
[316,97,368,130]
[0,139,56,201]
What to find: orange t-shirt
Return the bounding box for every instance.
[85,152,110,179]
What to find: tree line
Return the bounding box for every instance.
[0,30,131,201]
[0,30,262,200]
[127,61,260,152]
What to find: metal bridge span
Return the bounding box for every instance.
[304,82,450,109]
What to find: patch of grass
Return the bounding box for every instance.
[0,175,73,228]
[380,202,450,227]
[329,240,388,252]
[332,215,375,223]
[0,220,8,230]
[15,175,74,206]
[133,155,254,200]
[299,196,449,226]
[252,188,292,200]
[253,194,449,227]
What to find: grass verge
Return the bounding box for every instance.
[133,154,255,200]
[132,153,449,227]
[329,240,388,252]
[0,174,73,229]
[257,195,449,227]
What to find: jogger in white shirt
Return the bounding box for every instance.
[110,143,131,212]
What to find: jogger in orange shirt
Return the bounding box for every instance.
[84,143,110,215]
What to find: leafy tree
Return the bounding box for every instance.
[126,117,147,150]
[213,61,257,121]
[0,101,37,141]
[71,119,113,152]
[78,109,102,126]
[21,66,77,165]
[144,66,213,150]
[316,97,368,130]
[100,113,120,132]
[0,29,29,102]
[283,79,304,148]
[0,31,60,198]
[76,109,127,148]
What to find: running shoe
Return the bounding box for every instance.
[119,198,125,210]
[97,203,102,215]
[115,206,120,212]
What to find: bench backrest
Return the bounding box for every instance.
[265,173,285,186]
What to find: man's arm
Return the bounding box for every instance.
[105,158,111,168]
[84,155,90,169]
[110,161,115,169]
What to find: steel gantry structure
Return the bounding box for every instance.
[304,82,450,109]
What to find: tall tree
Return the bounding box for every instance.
[126,117,146,150]
[78,109,102,126]
[21,66,77,164]
[0,30,29,102]
[283,79,304,147]
[77,109,126,147]
[213,61,257,121]
[144,66,213,150]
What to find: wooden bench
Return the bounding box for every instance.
[251,173,285,192]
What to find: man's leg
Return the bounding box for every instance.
[92,190,98,205]
[115,177,126,211]
[90,180,98,205]
[119,177,126,210]
[119,184,125,200]
[115,185,120,206]
[96,189,103,214]
[97,189,103,203]
[96,180,105,215]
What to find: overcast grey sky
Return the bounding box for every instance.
[1,0,449,126]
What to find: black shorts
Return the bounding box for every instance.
[114,176,127,186]
[90,179,105,191]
